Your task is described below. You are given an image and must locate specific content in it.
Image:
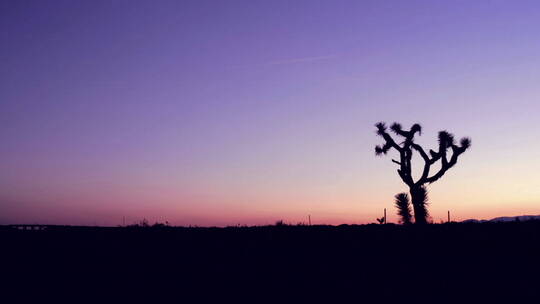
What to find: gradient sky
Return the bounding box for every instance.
[2,0,540,226]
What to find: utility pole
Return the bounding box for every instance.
[447,211,450,223]
[308,215,311,226]
[384,208,387,224]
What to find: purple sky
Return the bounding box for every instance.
[2,0,540,226]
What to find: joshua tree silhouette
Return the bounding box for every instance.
[375,122,471,224]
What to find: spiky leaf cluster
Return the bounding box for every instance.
[394,193,412,225]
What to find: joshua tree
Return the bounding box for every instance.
[375,122,471,224]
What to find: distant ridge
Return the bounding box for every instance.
[462,215,540,223]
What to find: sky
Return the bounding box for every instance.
[1,0,540,226]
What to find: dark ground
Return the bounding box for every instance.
[2,221,539,302]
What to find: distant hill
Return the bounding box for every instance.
[462,215,540,223]
[461,219,488,223]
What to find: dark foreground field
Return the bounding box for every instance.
[2,222,540,301]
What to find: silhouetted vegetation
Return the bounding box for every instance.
[274,219,286,226]
[394,193,412,224]
[375,122,471,224]
[126,219,171,228]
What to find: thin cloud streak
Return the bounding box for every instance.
[230,54,338,70]
[266,55,338,66]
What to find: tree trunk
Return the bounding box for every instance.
[410,186,428,224]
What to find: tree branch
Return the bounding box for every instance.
[425,144,467,183]
[375,122,402,153]
[381,132,402,152]
[411,143,431,185]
